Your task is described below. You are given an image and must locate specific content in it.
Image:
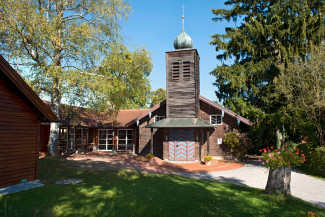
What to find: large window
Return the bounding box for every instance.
[210,115,222,125]
[117,129,134,152]
[76,128,88,150]
[98,129,114,151]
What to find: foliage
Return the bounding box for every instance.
[275,44,325,146]
[145,153,154,159]
[259,144,306,170]
[298,143,325,178]
[149,88,166,108]
[0,0,153,155]
[223,132,252,158]
[204,155,213,162]
[210,0,325,146]
[0,157,324,217]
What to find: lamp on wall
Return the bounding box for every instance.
[149,112,152,119]
[237,118,240,126]
[221,110,224,117]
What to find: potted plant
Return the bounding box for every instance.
[259,144,306,195]
[204,154,213,165]
[145,153,155,163]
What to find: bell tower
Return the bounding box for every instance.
[166,13,200,118]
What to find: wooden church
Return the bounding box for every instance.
[42,15,253,161]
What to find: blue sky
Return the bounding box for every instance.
[121,0,234,103]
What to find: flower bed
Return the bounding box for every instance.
[259,145,306,170]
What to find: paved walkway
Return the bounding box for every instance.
[68,153,325,209]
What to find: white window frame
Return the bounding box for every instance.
[210,114,222,125]
[117,129,134,152]
[69,127,75,150]
[154,116,165,122]
[98,129,113,151]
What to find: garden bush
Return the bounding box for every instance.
[223,132,252,159]
[297,143,325,177]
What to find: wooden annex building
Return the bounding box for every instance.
[41,18,253,161]
[0,55,57,188]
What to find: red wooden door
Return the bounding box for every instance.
[169,129,195,161]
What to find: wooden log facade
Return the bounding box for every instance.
[0,55,56,188]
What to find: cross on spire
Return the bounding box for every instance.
[181,5,185,32]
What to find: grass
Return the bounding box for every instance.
[0,157,324,217]
[298,167,325,181]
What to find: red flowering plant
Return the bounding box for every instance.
[258,144,306,170]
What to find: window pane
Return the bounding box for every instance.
[217,116,222,124]
[210,116,217,124]
[119,139,126,144]
[99,145,106,150]
[119,130,126,139]
[127,130,134,138]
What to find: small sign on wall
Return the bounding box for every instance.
[217,138,223,145]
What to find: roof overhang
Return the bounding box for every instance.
[146,118,215,128]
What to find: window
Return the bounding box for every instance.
[117,129,134,152]
[172,62,180,79]
[183,61,191,78]
[98,129,113,151]
[210,115,222,125]
[76,128,88,150]
[59,127,68,152]
[154,116,165,122]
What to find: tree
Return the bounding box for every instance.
[275,44,325,146]
[149,88,166,107]
[0,0,152,156]
[210,0,324,194]
[210,0,325,145]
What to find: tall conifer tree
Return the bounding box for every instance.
[210,0,325,145]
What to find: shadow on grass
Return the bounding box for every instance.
[0,158,324,217]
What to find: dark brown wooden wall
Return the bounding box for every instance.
[40,125,50,153]
[0,74,39,188]
[138,105,166,158]
[200,100,239,156]
[166,49,200,118]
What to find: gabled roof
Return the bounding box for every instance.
[0,55,57,122]
[126,96,253,127]
[199,95,253,126]
[125,100,166,127]
[44,101,150,128]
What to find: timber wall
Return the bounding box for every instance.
[200,100,239,156]
[0,74,39,188]
[137,105,166,158]
[166,49,200,118]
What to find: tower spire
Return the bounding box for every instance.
[182,5,185,32]
[173,4,193,50]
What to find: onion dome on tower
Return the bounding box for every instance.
[173,14,193,50]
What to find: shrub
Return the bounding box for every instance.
[145,153,154,159]
[259,144,306,170]
[223,132,252,158]
[298,143,325,177]
[204,155,213,162]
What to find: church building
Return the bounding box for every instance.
[41,15,253,161]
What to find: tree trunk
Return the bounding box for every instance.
[265,166,291,195]
[48,78,61,157]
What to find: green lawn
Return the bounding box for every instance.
[0,158,324,217]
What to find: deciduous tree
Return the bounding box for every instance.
[0,0,152,156]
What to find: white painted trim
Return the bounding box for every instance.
[98,129,113,151]
[117,129,134,152]
[210,114,223,125]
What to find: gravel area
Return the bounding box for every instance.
[178,161,325,209]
